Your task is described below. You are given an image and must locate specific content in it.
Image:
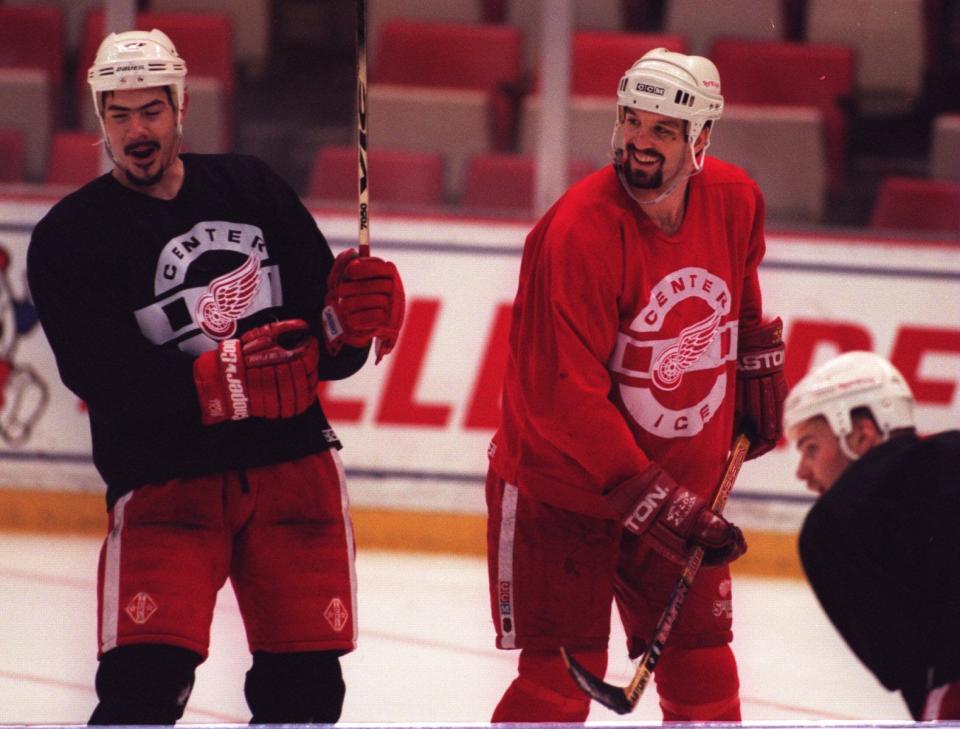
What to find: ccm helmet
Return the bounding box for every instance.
[617,48,724,144]
[88,29,187,129]
[784,351,915,459]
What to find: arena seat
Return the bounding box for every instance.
[0,5,65,127]
[708,104,828,223]
[929,113,960,181]
[77,9,234,150]
[665,0,784,55]
[372,19,522,151]
[308,144,445,209]
[45,130,104,187]
[150,0,270,79]
[180,76,230,153]
[366,0,483,73]
[0,68,52,182]
[367,85,492,202]
[806,0,926,115]
[459,152,598,214]
[567,30,687,96]
[709,38,856,191]
[368,20,523,201]
[0,129,27,183]
[518,95,615,170]
[869,176,960,234]
[3,0,99,56]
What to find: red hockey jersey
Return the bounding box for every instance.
[489,157,767,518]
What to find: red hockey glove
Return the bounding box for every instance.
[736,317,788,460]
[321,248,405,363]
[606,463,746,566]
[194,319,320,424]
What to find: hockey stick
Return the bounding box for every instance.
[356,0,370,257]
[561,433,751,715]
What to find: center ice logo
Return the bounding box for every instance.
[609,266,738,439]
[134,221,283,354]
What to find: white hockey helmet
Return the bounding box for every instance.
[784,351,915,459]
[617,47,724,144]
[88,29,187,123]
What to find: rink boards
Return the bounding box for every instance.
[0,197,957,580]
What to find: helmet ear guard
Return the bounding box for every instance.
[783,351,916,460]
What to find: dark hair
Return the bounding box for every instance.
[851,406,915,439]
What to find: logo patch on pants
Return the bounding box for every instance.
[324,597,349,632]
[125,591,158,624]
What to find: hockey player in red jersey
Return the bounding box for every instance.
[485,48,787,721]
[786,352,960,720]
[27,29,403,724]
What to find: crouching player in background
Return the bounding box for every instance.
[27,29,403,724]
[786,351,960,720]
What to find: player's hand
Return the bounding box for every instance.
[735,317,788,459]
[606,463,746,565]
[194,319,320,424]
[321,248,405,362]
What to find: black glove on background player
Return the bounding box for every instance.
[606,463,746,565]
[736,317,787,460]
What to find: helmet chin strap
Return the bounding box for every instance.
[610,123,708,206]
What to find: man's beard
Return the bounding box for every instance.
[124,166,165,187]
[123,141,164,187]
[620,145,665,189]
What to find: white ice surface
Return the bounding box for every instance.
[0,532,910,724]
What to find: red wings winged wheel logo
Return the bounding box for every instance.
[651,309,721,391]
[195,254,262,340]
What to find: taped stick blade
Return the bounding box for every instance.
[560,647,634,715]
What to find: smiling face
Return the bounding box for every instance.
[101,86,183,193]
[616,107,704,195]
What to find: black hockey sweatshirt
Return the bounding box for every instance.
[799,430,960,718]
[27,153,368,508]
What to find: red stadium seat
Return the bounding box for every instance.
[526,30,686,96]
[308,145,445,209]
[869,176,960,234]
[77,9,234,148]
[568,30,687,96]
[372,19,523,152]
[45,130,104,187]
[0,129,27,183]
[460,153,597,213]
[709,38,856,191]
[0,5,66,127]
